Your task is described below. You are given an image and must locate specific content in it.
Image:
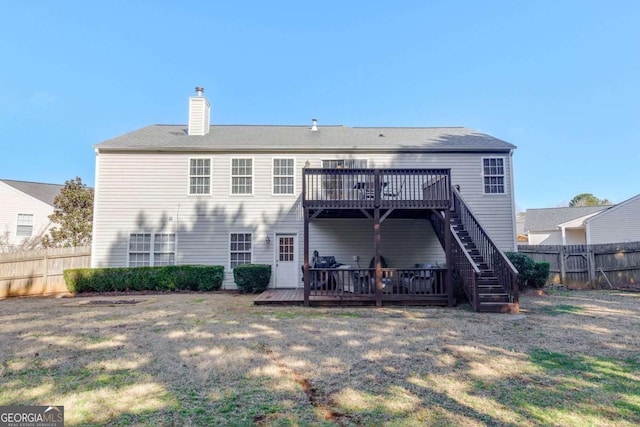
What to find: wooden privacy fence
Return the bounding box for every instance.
[0,246,91,298]
[518,242,640,288]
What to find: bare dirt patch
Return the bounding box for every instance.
[1,291,639,425]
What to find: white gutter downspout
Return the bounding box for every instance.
[560,225,567,245]
[90,147,100,268]
[508,149,518,251]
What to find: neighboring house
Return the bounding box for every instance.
[585,194,640,244]
[0,179,63,247]
[524,195,640,245]
[91,88,519,312]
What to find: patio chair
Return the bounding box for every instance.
[383,179,405,197]
[405,263,435,294]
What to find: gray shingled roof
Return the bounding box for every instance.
[524,206,612,232]
[95,125,516,152]
[1,179,64,206]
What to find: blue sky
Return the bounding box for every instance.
[1,1,638,211]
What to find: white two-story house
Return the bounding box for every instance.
[92,88,519,312]
[0,179,63,249]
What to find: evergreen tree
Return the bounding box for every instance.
[42,177,93,247]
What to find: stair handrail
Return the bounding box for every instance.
[451,225,482,310]
[451,186,519,306]
[428,210,481,310]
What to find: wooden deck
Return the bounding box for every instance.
[253,288,450,307]
[303,168,451,211]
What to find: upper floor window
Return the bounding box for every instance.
[273,158,295,195]
[322,159,367,169]
[129,233,176,267]
[230,233,252,269]
[16,214,34,237]
[322,159,367,200]
[231,158,253,195]
[483,157,505,194]
[189,158,211,195]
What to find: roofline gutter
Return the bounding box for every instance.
[92,146,515,155]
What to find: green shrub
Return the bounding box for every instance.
[233,264,272,293]
[63,265,224,293]
[531,262,551,288]
[506,252,549,289]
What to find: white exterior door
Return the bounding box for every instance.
[275,234,298,288]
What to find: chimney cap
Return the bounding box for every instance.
[311,118,318,131]
[195,86,204,96]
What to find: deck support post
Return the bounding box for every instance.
[444,208,454,307]
[303,210,310,307]
[374,207,382,307]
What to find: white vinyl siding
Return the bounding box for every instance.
[587,195,640,244]
[231,158,253,195]
[16,213,34,237]
[309,219,445,268]
[482,157,505,194]
[129,233,176,266]
[189,158,211,195]
[92,150,517,284]
[272,158,295,195]
[0,182,56,246]
[230,233,252,269]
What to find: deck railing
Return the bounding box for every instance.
[308,267,448,301]
[452,186,519,305]
[303,168,451,210]
[451,231,482,310]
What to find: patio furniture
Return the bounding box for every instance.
[353,181,388,199]
[383,179,406,197]
[401,263,437,294]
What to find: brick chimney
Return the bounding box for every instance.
[188,87,210,136]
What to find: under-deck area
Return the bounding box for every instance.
[302,168,454,307]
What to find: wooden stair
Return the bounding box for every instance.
[452,215,518,313]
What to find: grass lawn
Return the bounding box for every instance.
[1,290,639,426]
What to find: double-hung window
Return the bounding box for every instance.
[231,158,253,195]
[273,158,295,195]
[129,233,151,267]
[482,157,506,194]
[154,234,176,266]
[189,158,211,195]
[16,214,34,237]
[230,233,252,269]
[129,233,176,266]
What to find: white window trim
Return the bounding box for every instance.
[16,213,34,237]
[128,233,151,267]
[153,233,177,266]
[271,157,296,196]
[321,159,369,168]
[187,157,212,196]
[481,156,507,195]
[230,157,254,196]
[229,232,253,270]
[128,232,177,267]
